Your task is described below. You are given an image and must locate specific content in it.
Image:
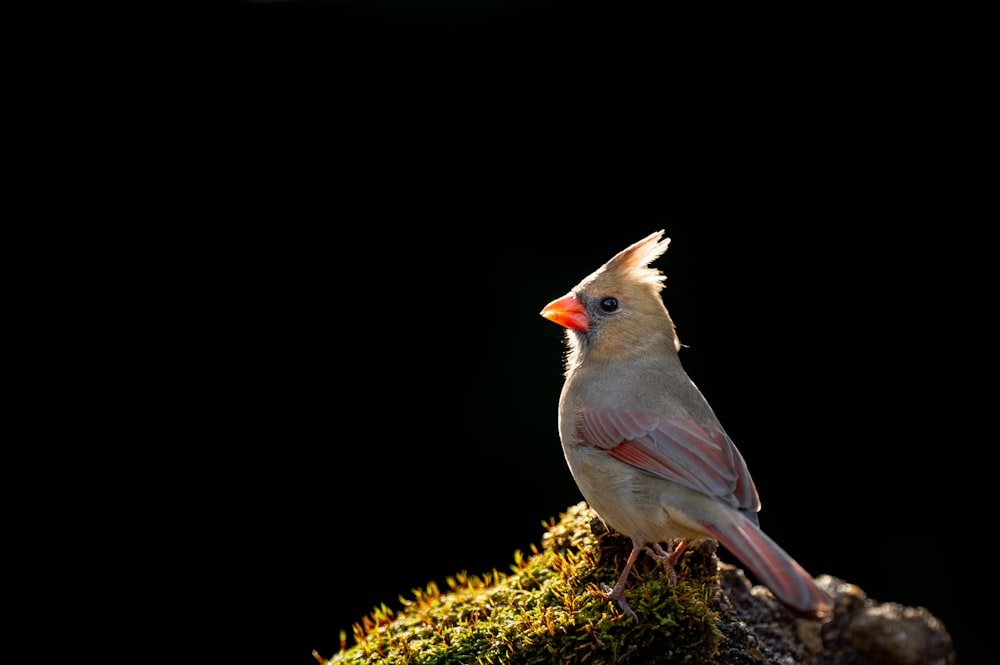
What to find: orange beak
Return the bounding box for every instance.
[540,293,589,331]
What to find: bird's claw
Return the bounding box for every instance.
[644,540,687,585]
[616,597,639,622]
[597,583,639,621]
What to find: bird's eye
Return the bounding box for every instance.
[600,297,619,312]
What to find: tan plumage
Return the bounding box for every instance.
[541,230,833,622]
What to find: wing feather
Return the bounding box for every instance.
[575,407,760,513]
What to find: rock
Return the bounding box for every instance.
[320,502,956,665]
[712,549,954,664]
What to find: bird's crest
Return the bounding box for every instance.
[585,230,671,292]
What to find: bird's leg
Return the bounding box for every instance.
[644,539,687,585]
[598,542,641,621]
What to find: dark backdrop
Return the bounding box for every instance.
[150,2,987,663]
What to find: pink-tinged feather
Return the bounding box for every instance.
[603,437,667,471]
[701,517,833,621]
[576,407,757,513]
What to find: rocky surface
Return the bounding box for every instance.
[688,537,955,665]
[322,502,956,664]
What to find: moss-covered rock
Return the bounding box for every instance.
[315,502,956,665]
[320,502,721,664]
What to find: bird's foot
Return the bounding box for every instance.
[597,583,638,622]
[644,540,687,585]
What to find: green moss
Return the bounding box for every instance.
[317,502,720,664]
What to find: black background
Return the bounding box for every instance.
[100,2,989,663]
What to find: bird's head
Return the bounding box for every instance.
[541,230,680,370]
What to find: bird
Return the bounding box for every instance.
[539,229,833,622]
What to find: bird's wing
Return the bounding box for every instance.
[576,407,760,513]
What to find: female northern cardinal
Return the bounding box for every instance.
[540,230,833,622]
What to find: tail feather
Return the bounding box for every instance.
[702,517,833,621]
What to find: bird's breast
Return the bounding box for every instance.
[562,444,713,545]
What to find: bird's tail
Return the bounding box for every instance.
[702,516,834,621]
